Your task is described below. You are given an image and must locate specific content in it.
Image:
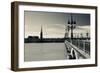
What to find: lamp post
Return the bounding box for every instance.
[68,14,76,39]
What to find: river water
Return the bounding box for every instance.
[24,43,67,62]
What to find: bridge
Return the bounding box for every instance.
[64,38,90,59]
[64,13,90,59]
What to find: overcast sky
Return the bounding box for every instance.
[24,11,90,38]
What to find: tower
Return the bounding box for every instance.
[68,14,76,38]
[40,26,43,40]
[65,25,70,38]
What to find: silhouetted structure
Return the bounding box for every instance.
[24,24,90,43]
[25,36,40,43]
[68,14,76,39]
[40,26,43,41]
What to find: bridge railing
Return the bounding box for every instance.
[71,39,90,55]
[64,39,90,59]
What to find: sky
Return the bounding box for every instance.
[24,11,90,38]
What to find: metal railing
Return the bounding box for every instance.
[71,39,90,55]
[64,39,90,59]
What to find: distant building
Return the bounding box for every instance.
[25,26,66,43]
[40,26,43,40]
[28,36,39,39]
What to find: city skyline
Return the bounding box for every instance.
[25,11,90,38]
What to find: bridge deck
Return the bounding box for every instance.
[65,40,90,59]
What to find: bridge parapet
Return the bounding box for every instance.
[64,40,90,59]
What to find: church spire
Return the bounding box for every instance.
[40,26,43,40]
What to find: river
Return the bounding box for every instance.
[24,43,67,62]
